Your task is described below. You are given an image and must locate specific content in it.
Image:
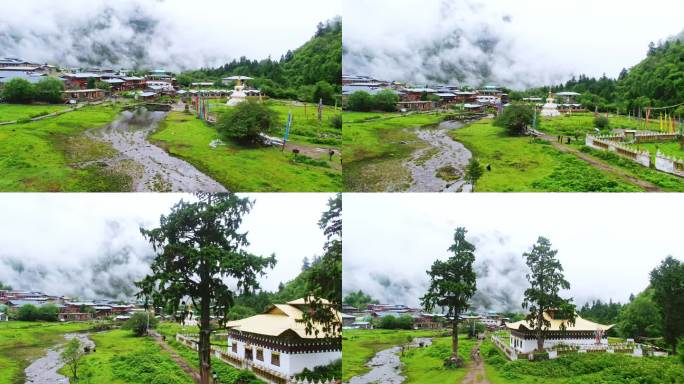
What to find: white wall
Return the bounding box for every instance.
[227,336,341,377]
[510,334,609,353]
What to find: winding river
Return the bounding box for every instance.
[87,107,227,192]
[404,120,473,192]
[24,333,95,384]
[346,338,433,384]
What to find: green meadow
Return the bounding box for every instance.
[342,111,445,191]
[0,321,96,384]
[59,329,194,384]
[0,104,72,123]
[342,328,442,381]
[150,111,341,192]
[0,103,131,191]
[535,112,666,137]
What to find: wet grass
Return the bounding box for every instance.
[343,111,445,191]
[0,104,71,123]
[0,321,96,384]
[0,104,132,191]
[59,329,193,384]
[401,336,478,384]
[450,119,642,192]
[149,111,341,192]
[342,329,441,381]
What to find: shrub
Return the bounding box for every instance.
[294,360,341,381]
[373,89,399,112]
[376,314,414,329]
[216,100,278,144]
[35,77,65,103]
[346,91,374,112]
[16,304,40,321]
[330,114,342,129]
[594,115,610,129]
[122,312,159,336]
[2,78,36,103]
[494,104,534,135]
[312,80,335,104]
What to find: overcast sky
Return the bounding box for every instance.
[0,193,331,300]
[343,193,684,312]
[343,0,684,89]
[0,0,340,70]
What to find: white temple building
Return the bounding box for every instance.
[506,310,613,353]
[540,91,562,117]
[225,298,341,382]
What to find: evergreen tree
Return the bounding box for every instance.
[136,193,276,384]
[649,256,684,354]
[421,227,477,367]
[522,237,576,353]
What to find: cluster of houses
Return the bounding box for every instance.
[342,74,510,112]
[0,57,261,103]
[0,288,142,322]
[341,302,509,331]
[342,74,585,113]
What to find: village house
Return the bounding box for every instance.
[400,87,437,102]
[506,310,613,353]
[225,298,341,382]
[397,100,435,112]
[0,312,7,322]
[102,78,126,91]
[342,313,356,327]
[63,89,106,102]
[147,69,173,81]
[61,73,102,89]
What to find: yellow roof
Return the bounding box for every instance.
[226,297,340,339]
[506,312,613,332]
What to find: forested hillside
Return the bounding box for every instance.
[511,37,684,114]
[178,18,341,104]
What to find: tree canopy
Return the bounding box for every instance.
[421,227,477,366]
[522,237,576,353]
[649,256,684,354]
[136,193,276,383]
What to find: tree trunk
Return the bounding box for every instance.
[199,295,212,384]
[673,341,678,356]
[452,318,459,358]
[536,310,544,352]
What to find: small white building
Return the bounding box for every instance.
[0,312,7,321]
[226,298,341,382]
[506,310,613,353]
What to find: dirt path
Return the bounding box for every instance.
[461,340,490,384]
[150,331,201,383]
[87,108,228,192]
[404,120,472,192]
[542,135,662,192]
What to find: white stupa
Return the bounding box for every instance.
[223,76,253,106]
[540,91,561,117]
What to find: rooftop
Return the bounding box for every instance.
[506,312,613,332]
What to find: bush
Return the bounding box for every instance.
[216,100,278,144]
[594,115,610,129]
[346,91,374,112]
[494,104,534,135]
[294,360,341,381]
[376,314,414,329]
[330,114,342,129]
[312,80,335,104]
[122,312,158,336]
[373,89,399,112]
[2,78,36,103]
[16,304,40,321]
[35,77,65,103]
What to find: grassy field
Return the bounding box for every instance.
[343,111,445,191]
[342,328,442,381]
[60,329,194,384]
[207,99,342,146]
[450,119,642,192]
[401,335,478,383]
[481,339,684,384]
[0,321,96,384]
[0,103,132,191]
[536,112,667,137]
[0,104,72,123]
[150,111,341,191]
[636,141,684,161]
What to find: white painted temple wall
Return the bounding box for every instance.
[510,334,609,353]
